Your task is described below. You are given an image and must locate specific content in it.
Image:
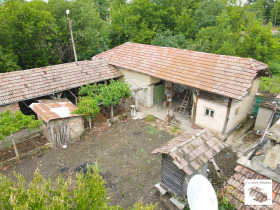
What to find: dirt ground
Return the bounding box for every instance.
[1,119,175,209]
[0,134,48,162]
[0,116,240,209]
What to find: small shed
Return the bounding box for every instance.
[152,129,224,199]
[254,96,280,132]
[30,99,84,147]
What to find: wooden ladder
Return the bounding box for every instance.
[178,90,191,114]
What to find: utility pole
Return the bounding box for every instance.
[66,10,77,63]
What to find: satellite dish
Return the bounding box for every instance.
[187,175,218,210]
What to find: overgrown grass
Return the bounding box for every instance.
[145,115,155,122]
[170,126,179,133]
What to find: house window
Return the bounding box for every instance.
[235,107,239,115]
[205,108,214,118]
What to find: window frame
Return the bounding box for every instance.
[204,107,215,118]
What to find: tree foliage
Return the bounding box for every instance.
[0,164,157,209]
[73,96,100,119]
[0,46,20,73]
[1,0,280,77]
[0,0,109,70]
[97,80,131,107]
[75,80,130,119]
[0,110,42,144]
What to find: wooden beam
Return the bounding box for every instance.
[169,83,174,108]
[222,98,232,135]
[193,93,200,123]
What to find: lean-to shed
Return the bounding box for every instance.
[30,99,84,147]
[152,129,224,199]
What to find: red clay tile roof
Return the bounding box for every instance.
[97,42,268,100]
[30,100,79,122]
[0,56,120,106]
[152,129,224,175]
[225,165,280,210]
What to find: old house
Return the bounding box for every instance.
[152,129,224,199]
[30,99,84,147]
[0,56,120,115]
[96,42,269,138]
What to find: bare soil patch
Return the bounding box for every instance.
[1,119,174,209]
[0,134,48,163]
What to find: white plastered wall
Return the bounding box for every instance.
[226,78,260,133]
[119,68,160,108]
[195,95,227,137]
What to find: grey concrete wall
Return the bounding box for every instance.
[254,107,273,132]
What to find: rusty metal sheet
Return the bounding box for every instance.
[30,100,79,123]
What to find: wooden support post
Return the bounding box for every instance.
[68,89,78,105]
[88,114,92,129]
[169,83,174,108]
[222,98,232,135]
[11,136,19,160]
[193,92,200,123]
[110,106,114,119]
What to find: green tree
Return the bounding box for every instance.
[77,80,131,119]
[47,0,109,62]
[194,0,227,31]
[0,46,21,73]
[237,22,280,64]
[0,110,42,145]
[73,96,100,129]
[0,0,59,70]
[97,80,131,118]
[0,165,157,209]
[174,8,195,38]
[150,30,186,48]
[270,0,280,26]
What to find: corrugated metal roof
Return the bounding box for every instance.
[225,165,280,209]
[152,129,224,176]
[97,42,268,100]
[30,100,79,122]
[0,56,120,106]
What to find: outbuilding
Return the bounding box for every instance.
[30,99,84,147]
[152,129,224,199]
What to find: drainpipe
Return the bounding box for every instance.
[222,98,232,135]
